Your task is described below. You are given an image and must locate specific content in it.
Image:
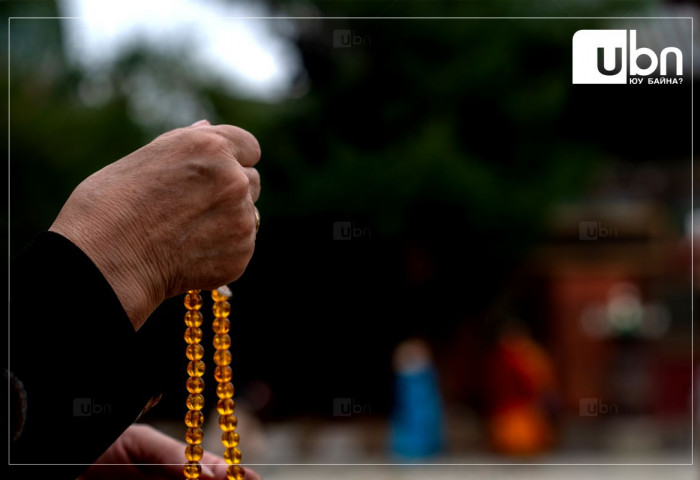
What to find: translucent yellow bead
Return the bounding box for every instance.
[185,427,204,445]
[223,447,242,464]
[184,292,203,310]
[186,394,205,411]
[217,398,235,415]
[219,414,238,432]
[222,431,240,448]
[216,382,234,399]
[214,366,233,383]
[226,465,245,480]
[214,350,232,366]
[185,310,203,327]
[213,301,231,318]
[187,360,206,377]
[185,410,204,428]
[185,444,204,462]
[183,461,202,479]
[185,327,203,345]
[213,333,231,350]
[213,317,231,334]
[186,377,205,394]
[186,344,204,361]
[212,288,230,303]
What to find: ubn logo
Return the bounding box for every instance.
[333,29,372,48]
[579,221,617,240]
[580,398,618,417]
[572,29,683,84]
[333,221,371,240]
[73,397,112,417]
[333,397,372,416]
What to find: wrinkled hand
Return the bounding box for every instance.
[78,424,261,480]
[50,120,261,330]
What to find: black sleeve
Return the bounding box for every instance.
[9,231,161,478]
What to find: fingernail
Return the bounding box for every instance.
[200,464,215,479]
[191,119,210,127]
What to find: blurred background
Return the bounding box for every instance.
[4,0,698,478]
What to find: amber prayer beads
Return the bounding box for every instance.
[183,287,244,480]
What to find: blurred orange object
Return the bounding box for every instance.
[485,321,557,456]
[488,403,554,456]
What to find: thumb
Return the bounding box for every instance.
[191,119,211,127]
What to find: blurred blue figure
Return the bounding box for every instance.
[389,338,446,459]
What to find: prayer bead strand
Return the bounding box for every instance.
[183,290,204,479]
[212,288,245,480]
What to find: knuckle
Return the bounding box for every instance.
[185,130,228,154]
[247,135,262,161]
[237,136,261,166]
[237,170,251,194]
[182,139,238,181]
[220,166,250,198]
[240,208,257,234]
[201,132,229,153]
[221,125,261,161]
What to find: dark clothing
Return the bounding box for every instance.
[9,232,160,478]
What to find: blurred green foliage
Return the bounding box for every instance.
[4,0,645,256]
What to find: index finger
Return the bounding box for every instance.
[211,124,261,168]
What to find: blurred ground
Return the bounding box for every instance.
[249,463,696,480]
[146,409,696,480]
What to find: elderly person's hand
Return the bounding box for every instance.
[50,120,261,330]
[78,424,262,480]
